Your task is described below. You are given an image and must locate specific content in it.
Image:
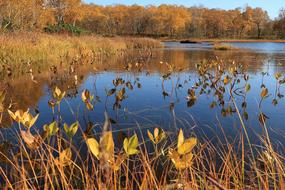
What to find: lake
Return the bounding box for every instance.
[2,42,285,145]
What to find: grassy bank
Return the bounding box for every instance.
[0,33,161,79]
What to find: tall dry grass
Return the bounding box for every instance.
[0,102,284,189]
[0,33,161,78]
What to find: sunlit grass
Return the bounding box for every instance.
[0,33,161,79]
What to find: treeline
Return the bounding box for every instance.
[1,0,285,39]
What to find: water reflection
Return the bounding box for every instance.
[2,43,285,144]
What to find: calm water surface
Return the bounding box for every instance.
[3,42,285,143]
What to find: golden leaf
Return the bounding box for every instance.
[86,138,99,159]
[260,88,268,98]
[178,138,197,155]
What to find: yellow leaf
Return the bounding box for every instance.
[81,89,91,102]
[85,102,94,110]
[223,76,231,85]
[44,121,59,137]
[169,148,194,169]
[123,134,139,156]
[86,138,99,159]
[260,88,268,98]
[275,72,281,80]
[147,130,154,143]
[64,122,79,138]
[53,86,65,102]
[178,138,197,155]
[8,109,24,123]
[177,129,184,148]
[148,128,166,144]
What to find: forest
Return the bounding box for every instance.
[1,0,285,39]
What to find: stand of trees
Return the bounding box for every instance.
[0,0,285,39]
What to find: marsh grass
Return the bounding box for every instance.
[0,33,161,79]
[0,102,284,189]
[213,43,236,51]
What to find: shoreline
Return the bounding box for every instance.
[160,38,285,43]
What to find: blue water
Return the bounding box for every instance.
[4,42,285,144]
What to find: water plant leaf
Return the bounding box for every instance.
[107,88,116,96]
[272,99,278,106]
[169,149,194,170]
[223,75,231,85]
[81,90,94,110]
[64,122,79,139]
[147,128,166,144]
[187,99,196,107]
[178,138,197,155]
[86,138,99,159]
[123,133,139,156]
[8,109,24,123]
[259,113,269,125]
[275,72,281,80]
[187,89,196,100]
[53,86,65,103]
[81,89,93,102]
[177,129,184,148]
[116,88,126,101]
[243,111,249,120]
[260,88,268,98]
[21,112,39,128]
[126,81,133,90]
[245,84,251,92]
[8,109,39,128]
[43,121,59,138]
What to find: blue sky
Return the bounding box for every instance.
[83,0,284,19]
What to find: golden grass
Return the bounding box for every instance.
[0,33,161,78]
[0,97,284,189]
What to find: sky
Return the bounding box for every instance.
[83,0,284,19]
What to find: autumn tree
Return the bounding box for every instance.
[0,0,46,31]
[247,7,270,39]
[0,2,279,39]
[43,0,83,25]
[273,9,285,38]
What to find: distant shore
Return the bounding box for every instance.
[160,38,285,43]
